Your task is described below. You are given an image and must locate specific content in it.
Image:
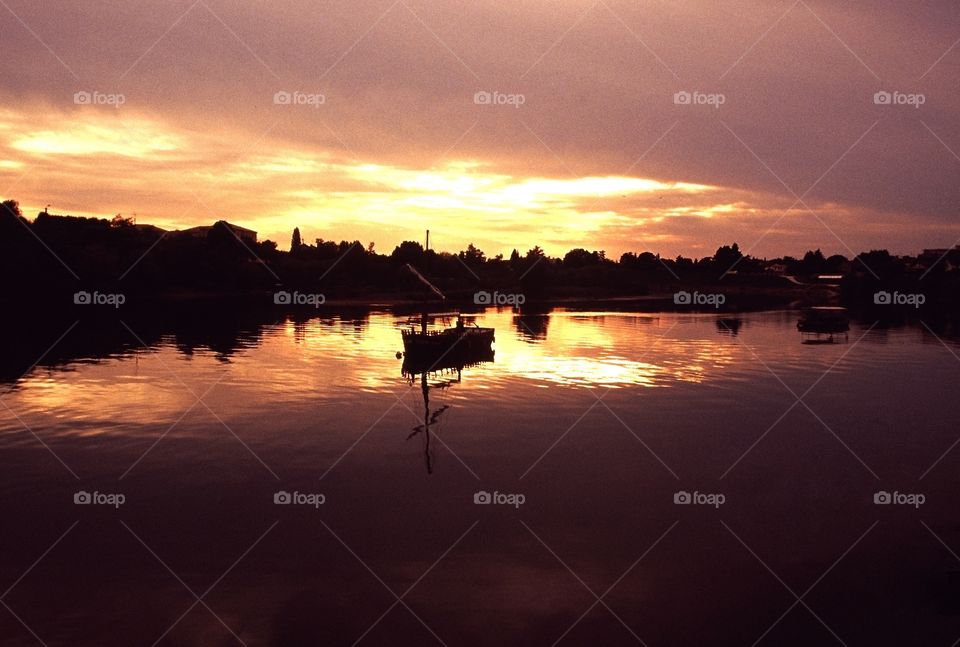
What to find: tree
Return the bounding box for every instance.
[826,254,848,273]
[2,199,22,218]
[713,243,743,272]
[458,243,486,266]
[390,240,425,265]
[518,246,549,287]
[111,214,134,228]
[563,248,600,268]
[291,227,302,252]
[525,246,545,261]
[0,199,29,237]
[314,238,340,259]
[673,255,695,274]
[800,248,827,275]
[637,252,660,269]
[854,249,899,278]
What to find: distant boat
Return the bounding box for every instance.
[797,306,849,334]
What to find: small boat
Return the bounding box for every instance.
[398,263,495,359]
[402,316,495,355]
[797,306,849,334]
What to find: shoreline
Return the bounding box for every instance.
[6,286,814,314]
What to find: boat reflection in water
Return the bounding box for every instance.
[401,315,495,474]
[716,317,743,336]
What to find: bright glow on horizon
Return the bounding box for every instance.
[0,107,918,258]
[1,0,959,259]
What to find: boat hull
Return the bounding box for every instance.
[797,307,849,333]
[402,327,495,354]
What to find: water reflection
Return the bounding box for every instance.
[716,317,743,336]
[801,334,849,345]
[3,306,960,401]
[0,307,765,441]
[4,307,960,646]
[403,346,495,474]
[513,308,550,341]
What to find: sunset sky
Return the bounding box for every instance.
[1,0,958,258]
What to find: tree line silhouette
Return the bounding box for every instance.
[2,199,959,310]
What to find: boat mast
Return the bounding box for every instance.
[404,264,446,301]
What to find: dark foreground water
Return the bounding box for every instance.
[1,308,960,646]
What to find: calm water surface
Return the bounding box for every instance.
[2,308,960,646]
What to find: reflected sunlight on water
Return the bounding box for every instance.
[0,308,945,445]
[2,310,764,433]
[3,308,960,646]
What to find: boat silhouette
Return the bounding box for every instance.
[797,306,849,333]
[397,261,496,472]
[401,312,495,361]
[401,326,494,474]
[797,306,849,342]
[400,263,495,358]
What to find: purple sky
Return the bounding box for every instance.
[1,0,958,257]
